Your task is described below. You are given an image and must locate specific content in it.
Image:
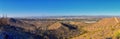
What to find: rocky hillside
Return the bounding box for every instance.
[0,18,86,39]
[73,17,120,39]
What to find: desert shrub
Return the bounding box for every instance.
[114,30,120,39]
[106,37,112,39]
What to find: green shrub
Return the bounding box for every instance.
[114,30,120,39]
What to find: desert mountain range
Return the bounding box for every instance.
[0,17,120,39]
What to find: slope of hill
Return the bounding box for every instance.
[0,18,87,39]
[6,18,36,31]
[84,17,119,31]
[72,17,120,39]
[0,25,41,39]
[48,22,62,30]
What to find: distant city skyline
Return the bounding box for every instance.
[0,0,120,17]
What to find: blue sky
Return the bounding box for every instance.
[0,0,120,17]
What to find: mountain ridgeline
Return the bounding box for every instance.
[1,17,120,39]
[0,17,86,39]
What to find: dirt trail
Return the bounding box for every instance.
[114,17,119,23]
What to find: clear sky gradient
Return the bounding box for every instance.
[0,0,120,17]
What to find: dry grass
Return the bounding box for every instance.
[48,22,62,30]
[72,17,120,39]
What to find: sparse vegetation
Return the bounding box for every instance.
[114,30,120,39]
[0,17,120,39]
[0,17,88,39]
